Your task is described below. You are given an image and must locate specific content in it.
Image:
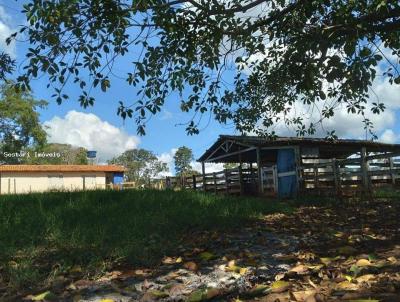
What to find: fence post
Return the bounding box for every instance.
[225,170,229,194]
[238,164,244,195]
[213,172,217,193]
[332,159,341,196]
[201,162,206,191]
[389,157,395,186]
[313,164,319,190]
[192,175,197,190]
[272,165,278,195]
[256,147,264,194]
[361,147,370,194]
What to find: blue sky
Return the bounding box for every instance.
[0,0,236,172]
[1,1,400,173]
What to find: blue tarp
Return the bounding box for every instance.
[277,148,298,198]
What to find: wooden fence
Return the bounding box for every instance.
[165,166,277,196]
[301,151,400,196]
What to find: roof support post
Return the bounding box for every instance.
[256,147,263,194]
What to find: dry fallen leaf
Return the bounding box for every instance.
[336,280,358,291]
[291,290,316,301]
[183,261,198,271]
[290,264,309,274]
[355,259,371,267]
[355,274,375,283]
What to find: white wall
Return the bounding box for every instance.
[0,172,107,194]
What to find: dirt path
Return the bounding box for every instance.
[23,199,400,301]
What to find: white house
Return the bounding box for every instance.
[0,165,125,194]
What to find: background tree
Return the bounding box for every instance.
[109,149,168,185]
[174,146,194,176]
[223,163,239,170]
[23,143,88,165]
[11,1,400,137]
[0,82,47,163]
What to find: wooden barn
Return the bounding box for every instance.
[190,135,400,198]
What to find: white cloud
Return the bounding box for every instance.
[192,161,225,174]
[379,129,398,144]
[44,111,140,162]
[0,6,16,57]
[160,109,173,120]
[249,61,400,139]
[265,98,396,140]
[157,148,225,176]
[157,148,178,177]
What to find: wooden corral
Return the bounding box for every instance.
[180,135,400,198]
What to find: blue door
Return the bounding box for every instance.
[113,172,124,188]
[277,149,298,198]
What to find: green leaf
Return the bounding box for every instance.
[199,251,216,261]
[101,79,110,92]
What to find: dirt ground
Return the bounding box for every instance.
[17,198,400,301]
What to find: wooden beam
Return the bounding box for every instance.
[206,147,255,162]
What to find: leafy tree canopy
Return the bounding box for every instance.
[11,0,400,137]
[109,148,168,184]
[0,82,47,163]
[0,52,15,81]
[174,146,194,176]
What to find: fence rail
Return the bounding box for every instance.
[300,152,400,196]
[164,166,274,196]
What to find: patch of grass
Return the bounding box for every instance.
[0,189,291,291]
[373,188,400,199]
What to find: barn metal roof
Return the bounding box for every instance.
[198,135,400,163]
[0,165,126,173]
